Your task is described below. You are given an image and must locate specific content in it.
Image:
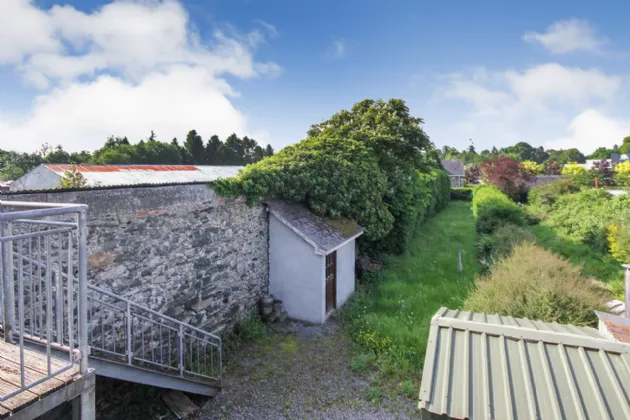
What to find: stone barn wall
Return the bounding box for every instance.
[3,184,269,333]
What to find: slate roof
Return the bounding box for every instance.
[441,159,465,177]
[419,307,630,420]
[264,199,364,255]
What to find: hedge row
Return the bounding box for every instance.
[451,187,473,201]
[373,169,451,255]
[472,185,526,234]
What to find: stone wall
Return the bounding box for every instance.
[4,184,269,333]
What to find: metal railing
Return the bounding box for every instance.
[86,284,222,383]
[1,199,221,396]
[0,200,89,401]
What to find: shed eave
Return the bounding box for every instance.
[322,230,364,256]
[268,208,325,254]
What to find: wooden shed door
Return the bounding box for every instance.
[326,251,337,314]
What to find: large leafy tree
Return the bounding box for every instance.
[480,156,528,200]
[307,99,434,170]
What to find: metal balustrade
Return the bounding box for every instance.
[0,200,89,402]
[1,199,222,402]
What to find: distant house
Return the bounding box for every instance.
[419,307,630,420]
[9,164,243,191]
[0,180,12,192]
[265,199,363,324]
[441,160,465,188]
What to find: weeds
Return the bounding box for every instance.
[341,202,478,375]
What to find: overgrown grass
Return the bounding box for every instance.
[341,201,478,375]
[530,223,624,299]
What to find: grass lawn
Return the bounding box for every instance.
[530,223,625,299]
[342,201,478,376]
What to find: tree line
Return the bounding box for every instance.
[439,136,630,168]
[0,130,274,181]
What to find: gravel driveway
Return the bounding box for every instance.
[196,320,417,420]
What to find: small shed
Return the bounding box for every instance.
[419,307,630,420]
[441,160,465,188]
[265,199,364,324]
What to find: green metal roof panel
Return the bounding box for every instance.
[419,308,630,419]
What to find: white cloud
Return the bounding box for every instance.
[329,39,346,59]
[547,109,630,153]
[0,0,280,152]
[438,63,624,154]
[523,19,605,54]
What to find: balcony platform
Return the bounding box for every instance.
[0,339,84,419]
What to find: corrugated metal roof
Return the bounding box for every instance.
[264,199,364,255]
[419,307,630,420]
[41,164,242,188]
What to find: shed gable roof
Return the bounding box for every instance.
[419,307,630,420]
[264,199,363,255]
[441,159,465,176]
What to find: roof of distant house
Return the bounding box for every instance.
[11,164,243,191]
[419,307,630,420]
[264,199,364,255]
[441,159,465,176]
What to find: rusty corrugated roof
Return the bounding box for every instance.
[10,164,243,191]
[419,307,630,420]
[43,164,199,173]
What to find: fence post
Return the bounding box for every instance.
[77,210,89,373]
[126,301,133,365]
[178,324,184,377]
[2,221,15,343]
[624,264,630,319]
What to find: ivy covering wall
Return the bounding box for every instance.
[214,99,451,255]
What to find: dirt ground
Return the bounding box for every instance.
[95,319,418,420]
[196,319,418,420]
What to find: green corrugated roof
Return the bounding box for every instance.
[419,307,630,419]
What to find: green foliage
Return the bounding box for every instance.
[349,353,374,373]
[215,99,447,256]
[478,223,535,271]
[0,165,25,181]
[341,202,478,374]
[464,243,606,327]
[573,170,599,187]
[214,135,394,241]
[451,187,473,201]
[233,315,267,341]
[528,178,580,210]
[548,148,586,164]
[57,165,88,189]
[608,218,630,264]
[544,189,629,250]
[561,162,586,175]
[472,185,527,234]
[521,160,543,175]
[614,173,630,187]
[530,224,623,296]
[372,169,450,255]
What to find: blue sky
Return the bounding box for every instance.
[2,0,630,154]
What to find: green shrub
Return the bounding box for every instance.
[372,169,451,255]
[478,223,535,271]
[233,315,267,341]
[614,173,630,187]
[528,178,579,209]
[544,189,628,250]
[472,185,526,234]
[214,98,449,256]
[464,243,606,327]
[608,217,630,264]
[451,187,473,201]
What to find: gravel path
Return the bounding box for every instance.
[196,320,417,420]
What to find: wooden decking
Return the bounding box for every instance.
[0,340,80,418]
